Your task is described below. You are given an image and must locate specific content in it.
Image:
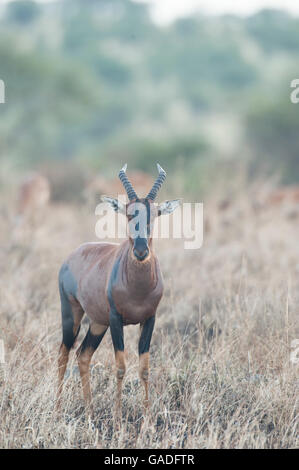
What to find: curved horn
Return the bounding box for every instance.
[147,163,166,201]
[118,164,138,201]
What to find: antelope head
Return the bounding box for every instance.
[102,164,181,262]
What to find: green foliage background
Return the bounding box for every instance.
[1,0,299,196]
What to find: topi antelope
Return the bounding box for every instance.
[17,173,50,217]
[57,164,180,417]
[13,173,51,242]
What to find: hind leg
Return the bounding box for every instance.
[57,288,84,409]
[76,322,108,415]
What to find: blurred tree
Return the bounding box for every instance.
[247,95,299,183]
[100,135,210,174]
[246,9,299,54]
[0,0,298,187]
[0,39,101,165]
[148,18,257,110]
[5,0,40,25]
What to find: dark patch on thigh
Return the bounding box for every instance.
[107,256,121,312]
[59,263,79,349]
[107,257,125,351]
[59,263,78,298]
[78,327,107,354]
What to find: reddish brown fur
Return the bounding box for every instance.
[57,197,165,418]
[66,206,163,327]
[57,161,175,418]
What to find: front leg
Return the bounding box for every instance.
[109,309,126,419]
[138,315,155,413]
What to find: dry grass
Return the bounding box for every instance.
[0,180,298,449]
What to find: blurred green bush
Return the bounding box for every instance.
[0,0,298,200]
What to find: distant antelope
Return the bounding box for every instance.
[13,173,51,240]
[57,164,180,417]
[251,186,299,219]
[266,186,299,206]
[17,173,50,217]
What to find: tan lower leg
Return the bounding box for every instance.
[57,344,70,409]
[115,350,126,417]
[77,348,93,411]
[139,352,150,411]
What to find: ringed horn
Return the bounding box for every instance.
[118,163,166,200]
[147,163,166,200]
[118,163,138,200]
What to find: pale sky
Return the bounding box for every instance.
[2,0,299,24]
[137,0,299,24]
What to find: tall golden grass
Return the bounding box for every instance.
[0,179,298,449]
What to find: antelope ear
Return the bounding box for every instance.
[157,199,182,216]
[101,196,126,214]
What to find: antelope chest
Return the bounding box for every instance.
[107,252,164,325]
[110,286,163,325]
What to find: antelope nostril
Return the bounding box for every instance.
[133,248,149,261]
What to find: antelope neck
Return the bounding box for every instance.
[126,241,157,294]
